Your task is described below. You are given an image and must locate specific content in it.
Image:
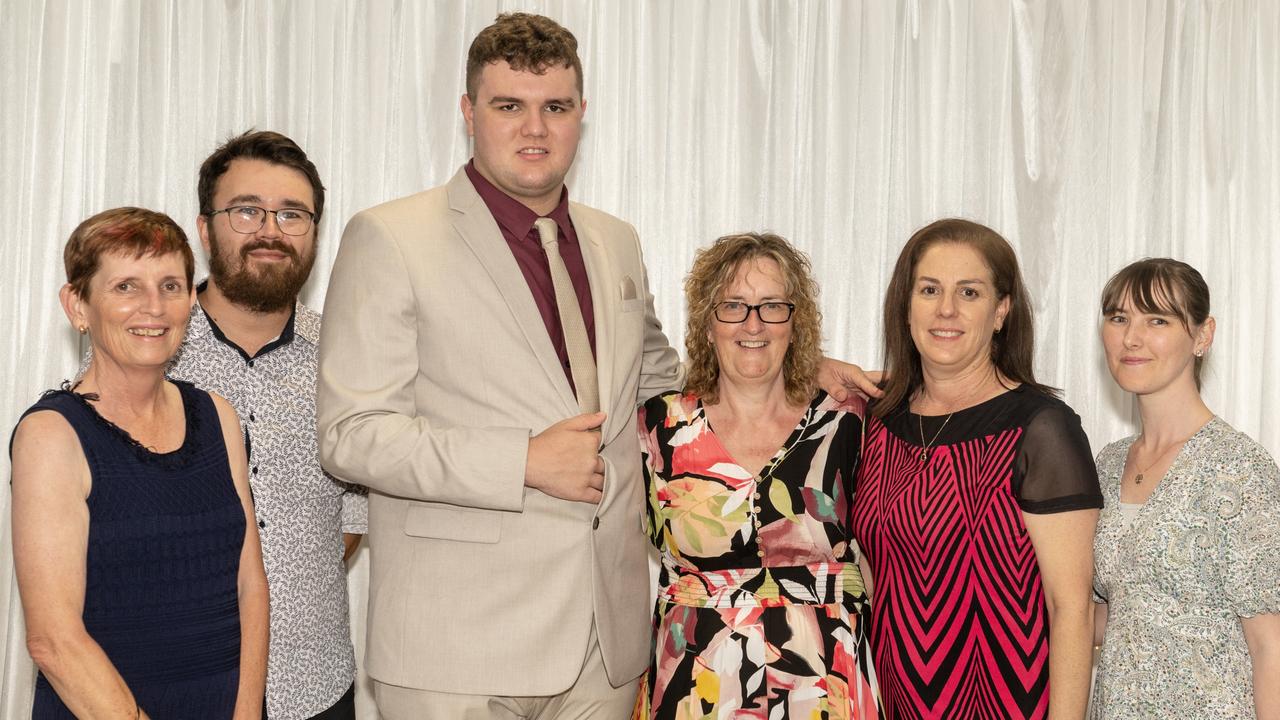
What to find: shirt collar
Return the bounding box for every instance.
[194,279,298,361]
[465,159,574,242]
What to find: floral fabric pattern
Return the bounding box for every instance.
[1092,417,1280,719]
[635,390,881,720]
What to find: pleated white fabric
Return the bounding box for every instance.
[2,1,1277,717]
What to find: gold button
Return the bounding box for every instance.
[752,506,761,514]
[752,491,760,500]
[757,549,765,557]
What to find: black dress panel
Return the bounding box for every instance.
[17,381,245,719]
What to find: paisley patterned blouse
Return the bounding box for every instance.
[1092,417,1280,719]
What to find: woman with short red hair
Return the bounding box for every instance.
[10,207,268,719]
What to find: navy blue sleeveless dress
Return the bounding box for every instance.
[17,381,245,719]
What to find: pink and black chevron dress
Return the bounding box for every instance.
[852,387,1100,720]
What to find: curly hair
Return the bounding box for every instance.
[466,13,583,99]
[683,232,823,406]
[64,207,194,300]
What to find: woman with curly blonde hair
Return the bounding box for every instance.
[635,232,881,719]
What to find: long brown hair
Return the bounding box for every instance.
[874,218,1055,416]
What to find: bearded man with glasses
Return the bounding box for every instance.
[187,130,367,720]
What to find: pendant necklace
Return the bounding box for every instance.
[917,411,954,464]
[914,381,993,465]
[1130,438,1187,484]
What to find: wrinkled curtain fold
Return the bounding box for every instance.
[2,1,1277,717]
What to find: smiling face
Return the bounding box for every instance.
[1102,295,1212,397]
[197,157,317,313]
[909,242,1011,379]
[65,250,195,371]
[461,60,584,215]
[708,257,793,392]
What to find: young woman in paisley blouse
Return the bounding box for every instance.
[635,232,881,719]
[1091,258,1280,719]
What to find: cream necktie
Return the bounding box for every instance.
[535,217,599,413]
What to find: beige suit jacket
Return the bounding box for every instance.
[317,167,683,695]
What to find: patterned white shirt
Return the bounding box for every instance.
[170,292,367,720]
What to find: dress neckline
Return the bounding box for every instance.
[697,391,828,481]
[61,379,201,469]
[907,384,1022,420]
[1114,415,1218,507]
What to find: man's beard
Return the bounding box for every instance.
[208,228,316,313]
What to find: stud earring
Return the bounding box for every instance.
[77,325,87,335]
[1194,349,1204,357]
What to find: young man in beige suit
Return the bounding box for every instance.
[317,13,875,719]
[318,14,680,717]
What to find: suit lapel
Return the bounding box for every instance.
[447,170,578,416]
[570,204,615,435]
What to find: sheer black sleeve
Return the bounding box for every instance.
[1014,401,1103,514]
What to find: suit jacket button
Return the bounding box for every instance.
[592,516,600,530]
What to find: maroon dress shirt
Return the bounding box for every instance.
[465,161,596,393]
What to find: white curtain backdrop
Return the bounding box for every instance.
[2,1,1277,716]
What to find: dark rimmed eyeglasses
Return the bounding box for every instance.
[713,301,796,323]
[208,205,315,236]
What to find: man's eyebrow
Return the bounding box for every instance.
[224,194,313,211]
[487,96,577,107]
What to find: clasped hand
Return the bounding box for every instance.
[524,411,607,503]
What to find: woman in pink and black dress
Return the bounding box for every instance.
[853,219,1101,719]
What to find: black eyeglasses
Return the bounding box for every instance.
[208,205,315,236]
[713,301,796,323]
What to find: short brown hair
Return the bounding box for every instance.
[64,207,195,299]
[466,13,583,100]
[197,130,325,222]
[1101,257,1211,388]
[684,232,823,406]
[875,218,1055,416]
